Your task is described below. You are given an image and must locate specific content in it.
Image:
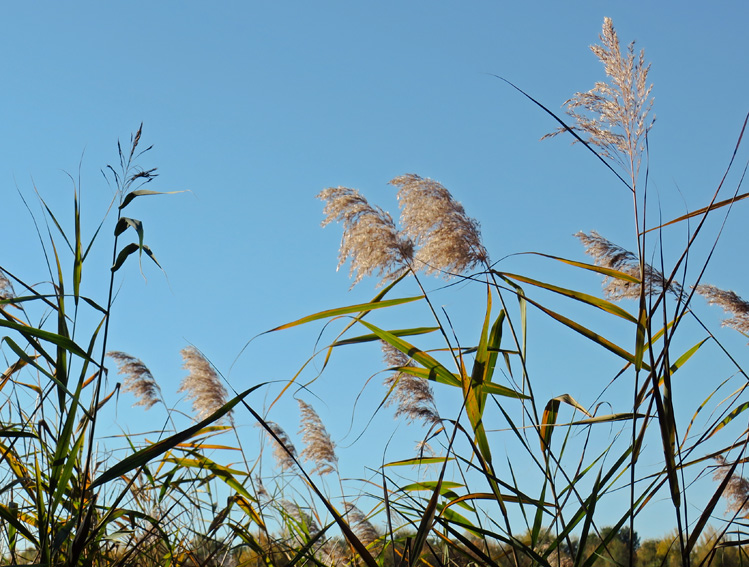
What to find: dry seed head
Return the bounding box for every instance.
[107,351,161,410]
[0,270,14,304]
[713,456,749,516]
[392,174,488,277]
[697,285,749,338]
[381,342,440,427]
[280,500,321,539]
[576,231,681,300]
[343,502,379,546]
[178,346,231,423]
[297,400,338,476]
[318,187,413,286]
[543,18,654,177]
[262,421,298,472]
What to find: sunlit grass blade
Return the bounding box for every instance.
[269,295,423,332]
[498,271,638,323]
[91,386,259,488]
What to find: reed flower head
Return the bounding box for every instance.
[543,17,654,177]
[263,421,298,472]
[280,500,320,537]
[713,456,749,516]
[392,174,488,277]
[576,230,681,300]
[0,270,14,305]
[382,342,440,427]
[343,502,378,546]
[318,187,413,286]
[107,351,161,410]
[298,400,338,476]
[177,346,231,423]
[696,285,749,338]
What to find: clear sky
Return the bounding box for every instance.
[1,2,748,540]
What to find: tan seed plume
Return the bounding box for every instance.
[713,457,749,516]
[391,174,488,277]
[318,187,413,286]
[343,502,379,546]
[543,17,654,177]
[576,230,681,301]
[178,346,231,423]
[263,421,298,472]
[382,342,440,427]
[298,400,338,476]
[107,351,161,410]
[696,285,749,338]
[0,270,14,305]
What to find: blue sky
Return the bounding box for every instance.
[1,2,748,540]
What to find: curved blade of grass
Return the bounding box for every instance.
[444,492,554,509]
[91,386,258,488]
[499,272,638,323]
[119,188,184,210]
[270,295,423,332]
[519,294,650,370]
[0,319,92,362]
[384,456,453,467]
[357,319,460,387]
[332,326,438,346]
[642,191,749,235]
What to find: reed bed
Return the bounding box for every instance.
[0,17,748,567]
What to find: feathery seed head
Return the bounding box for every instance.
[262,421,298,472]
[391,174,488,277]
[381,342,440,427]
[576,230,681,300]
[0,270,14,305]
[343,502,379,546]
[280,500,320,537]
[697,285,749,338]
[318,187,413,286]
[178,346,231,423]
[107,351,161,410]
[713,457,749,516]
[298,400,338,475]
[543,18,654,177]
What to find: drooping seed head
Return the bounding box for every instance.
[576,231,681,301]
[298,400,338,476]
[343,502,379,546]
[262,421,298,472]
[713,456,749,516]
[697,285,749,338]
[381,342,440,427]
[107,351,161,410]
[391,174,488,277]
[318,187,413,286]
[178,346,231,423]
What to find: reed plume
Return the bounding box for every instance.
[713,457,749,516]
[696,285,749,337]
[576,230,681,300]
[107,351,161,410]
[0,270,14,304]
[343,502,379,546]
[263,421,298,472]
[318,187,413,286]
[382,342,440,427]
[391,174,488,277]
[280,499,321,537]
[543,17,654,177]
[177,346,231,423]
[298,400,338,476]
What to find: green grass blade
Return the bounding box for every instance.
[270,295,423,332]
